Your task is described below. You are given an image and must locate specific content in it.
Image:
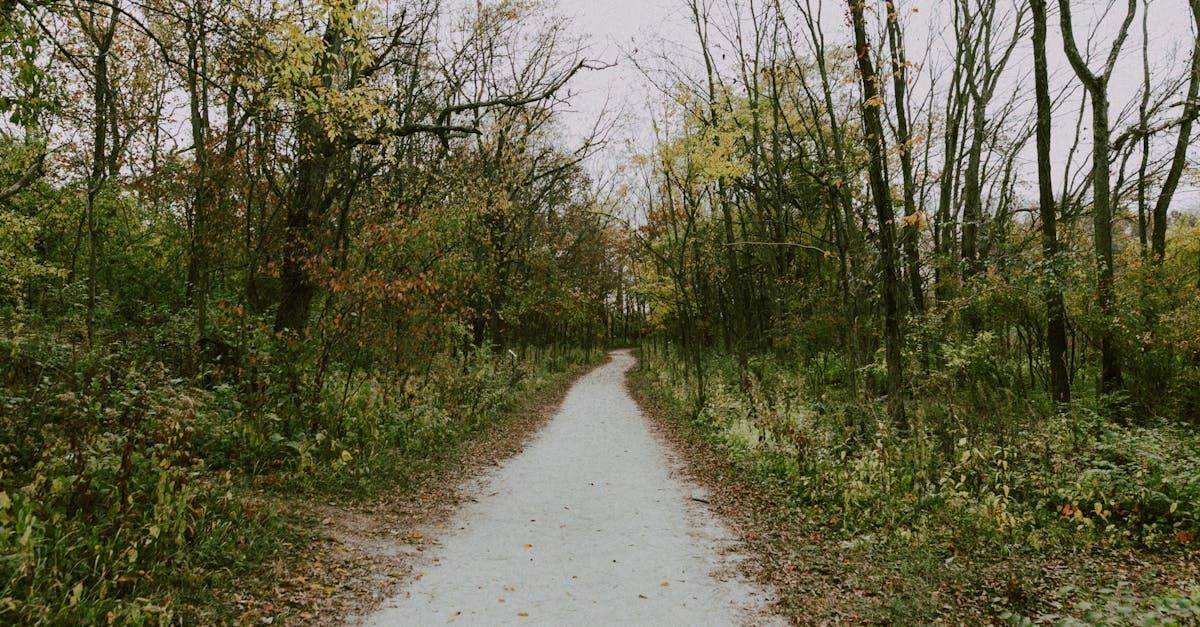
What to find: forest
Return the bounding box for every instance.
[1,0,1199,624]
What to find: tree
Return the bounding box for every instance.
[1057,0,1136,394]
[884,0,925,314]
[1031,0,1070,404]
[958,0,1023,279]
[269,0,596,336]
[74,0,120,346]
[848,0,906,429]
[1149,0,1200,263]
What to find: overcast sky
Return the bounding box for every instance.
[546,0,1199,208]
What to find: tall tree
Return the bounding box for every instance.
[1149,0,1200,262]
[848,0,906,429]
[74,0,119,346]
[1031,0,1070,404]
[933,1,972,302]
[959,0,1023,279]
[1058,0,1137,393]
[884,0,925,314]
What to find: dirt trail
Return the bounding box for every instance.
[360,350,778,626]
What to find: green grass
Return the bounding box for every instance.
[0,314,601,624]
[629,346,1200,624]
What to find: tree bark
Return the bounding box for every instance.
[1150,0,1200,262]
[849,0,906,430]
[1059,0,1135,394]
[884,1,925,314]
[1032,0,1071,404]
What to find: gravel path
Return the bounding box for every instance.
[361,350,778,626]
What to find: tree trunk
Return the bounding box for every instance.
[885,1,925,314]
[960,97,986,277]
[849,0,906,431]
[1150,0,1200,262]
[185,3,212,341]
[1059,0,1135,394]
[1032,0,1071,404]
[1090,93,1123,393]
[82,4,119,347]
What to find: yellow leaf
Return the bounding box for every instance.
[660,581,670,587]
[517,612,529,617]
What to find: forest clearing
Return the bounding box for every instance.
[2,0,1200,624]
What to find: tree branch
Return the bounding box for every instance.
[0,152,45,203]
[434,59,614,127]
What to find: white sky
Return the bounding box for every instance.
[548,0,1199,209]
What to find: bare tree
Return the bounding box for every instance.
[884,0,925,313]
[849,0,906,430]
[959,0,1024,279]
[1148,0,1200,262]
[1058,0,1137,393]
[1031,0,1070,404]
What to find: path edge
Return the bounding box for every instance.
[267,351,612,626]
[622,349,790,627]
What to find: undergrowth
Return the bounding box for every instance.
[0,309,597,624]
[632,346,1200,624]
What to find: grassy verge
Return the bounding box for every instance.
[627,349,1200,625]
[235,351,605,625]
[0,314,602,625]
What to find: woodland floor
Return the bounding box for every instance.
[628,366,1200,625]
[229,358,596,625]
[246,351,781,626]
[229,351,1200,626]
[359,349,778,625]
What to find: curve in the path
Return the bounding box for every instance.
[362,350,776,626]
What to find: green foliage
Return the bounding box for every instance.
[0,323,283,624]
[0,140,62,306]
[633,346,1200,621]
[0,306,596,622]
[0,207,63,303]
[1003,583,1200,625]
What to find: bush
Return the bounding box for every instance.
[633,348,1200,547]
[1,305,598,621]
